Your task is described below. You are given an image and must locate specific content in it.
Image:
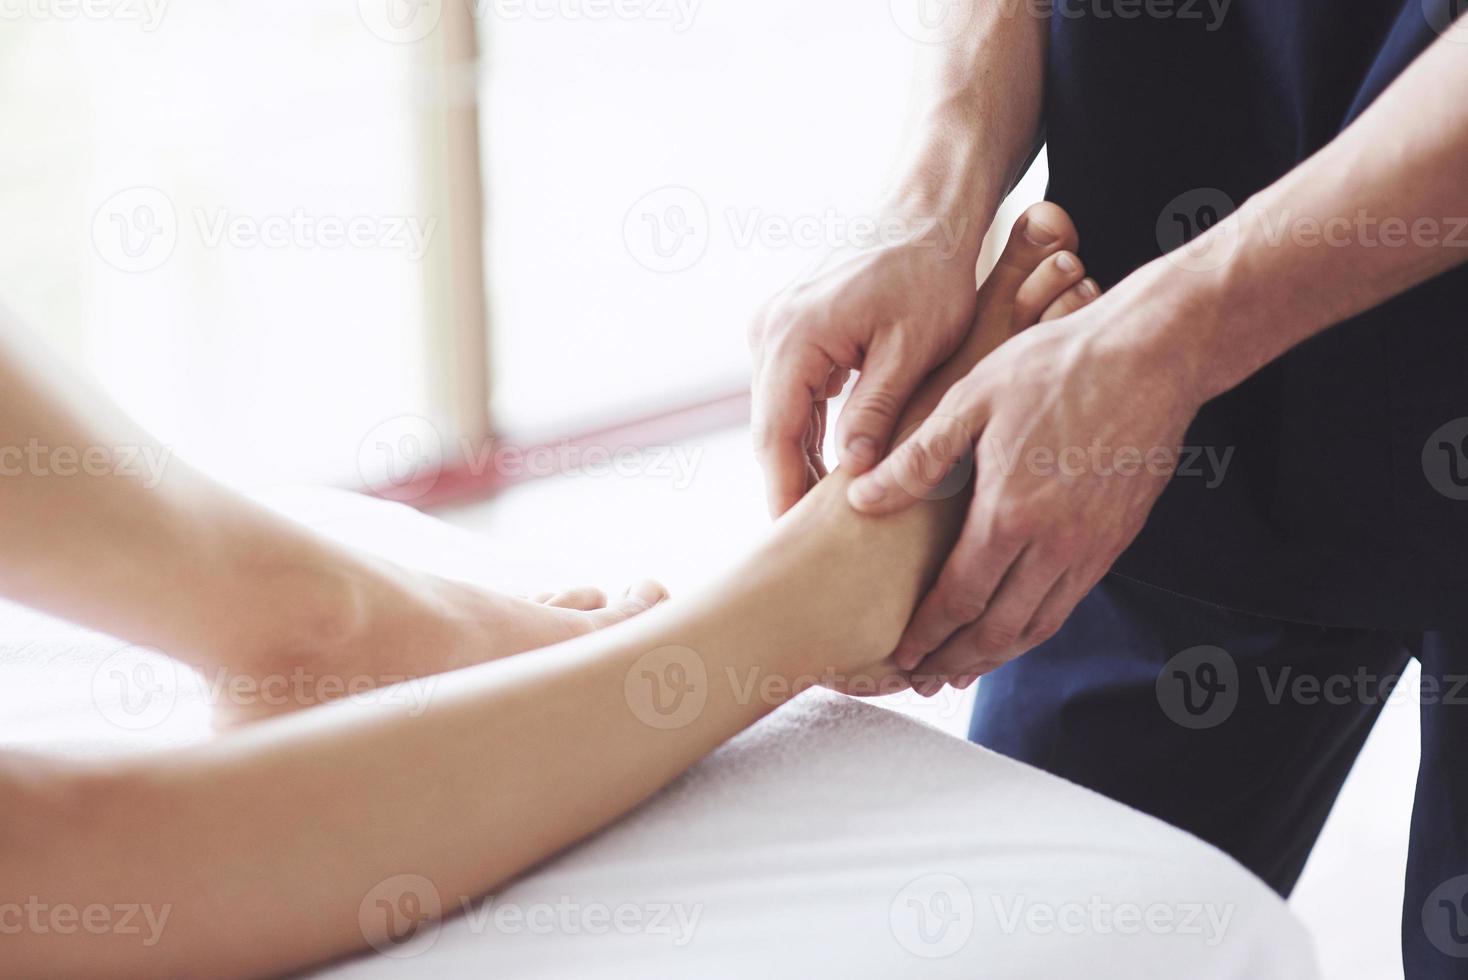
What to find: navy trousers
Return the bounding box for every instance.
[969,574,1468,978]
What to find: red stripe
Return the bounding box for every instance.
[365,387,751,511]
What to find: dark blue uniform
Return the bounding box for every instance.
[971,2,1468,974]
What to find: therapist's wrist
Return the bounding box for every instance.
[1093,251,1248,408]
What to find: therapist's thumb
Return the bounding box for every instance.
[835,345,923,473]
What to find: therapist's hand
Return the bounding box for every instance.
[846,289,1206,692]
[748,227,986,517]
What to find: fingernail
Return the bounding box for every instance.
[1024,215,1059,246]
[1080,277,1100,298]
[848,472,889,509]
[957,674,979,690]
[844,436,877,467]
[1056,252,1078,274]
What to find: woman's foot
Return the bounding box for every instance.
[211,569,668,727]
[741,202,1101,691]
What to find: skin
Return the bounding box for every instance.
[0,205,1096,978]
[750,8,1468,694]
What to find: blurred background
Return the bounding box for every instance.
[0,3,1413,976]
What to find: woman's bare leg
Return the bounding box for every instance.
[0,320,670,725]
[0,203,1094,978]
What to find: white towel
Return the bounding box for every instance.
[0,489,1320,979]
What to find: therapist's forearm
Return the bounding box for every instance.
[883,0,1048,259]
[1115,24,1468,399]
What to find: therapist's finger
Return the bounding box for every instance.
[892,498,1024,670]
[835,337,928,473]
[752,343,833,517]
[846,395,980,515]
[916,546,1065,679]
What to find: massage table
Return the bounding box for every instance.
[0,490,1321,978]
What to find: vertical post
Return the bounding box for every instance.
[418,3,492,460]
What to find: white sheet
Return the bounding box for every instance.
[0,489,1321,979]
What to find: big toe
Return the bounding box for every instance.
[989,201,1080,296]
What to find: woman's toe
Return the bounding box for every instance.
[543,586,608,611]
[585,580,669,627]
[1014,250,1088,326]
[1040,277,1102,322]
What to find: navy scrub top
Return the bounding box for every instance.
[1044,0,1468,629]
